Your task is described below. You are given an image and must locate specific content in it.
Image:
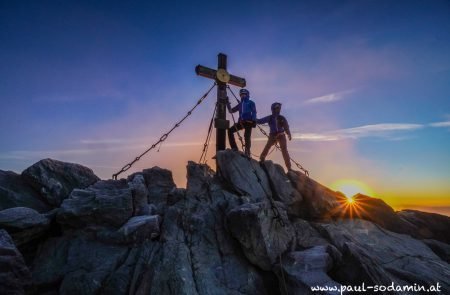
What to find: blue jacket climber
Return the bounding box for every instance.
[227,89,257,156]
[227,90,257,122]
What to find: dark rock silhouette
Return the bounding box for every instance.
[22,158,99,207]
[0,152,449,294]
[0,170,50,213]
[0,229,31,294]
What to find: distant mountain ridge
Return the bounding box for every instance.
[1,151,449,294]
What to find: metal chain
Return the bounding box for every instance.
[199,103,217,164]
[112,83,217,180]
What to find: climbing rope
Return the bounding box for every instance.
[226,86,309,177]
[112,83,217,180]
[199,103,217,164]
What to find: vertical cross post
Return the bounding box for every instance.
[195,53,246,158]
[216,53,228,152]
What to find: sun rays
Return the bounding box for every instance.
[329,179,378,220]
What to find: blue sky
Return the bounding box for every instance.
[1,0,449,214]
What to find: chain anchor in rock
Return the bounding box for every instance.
[112,83,217,180]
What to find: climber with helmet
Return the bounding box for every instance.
[256,102,293,171]
[227,88,257,157]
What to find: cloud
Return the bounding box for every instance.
[0,140,203,161]
[290,123,424,142]
[429,121,450,128]
[303,89,355,105]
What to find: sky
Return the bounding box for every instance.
[1,0,449,215]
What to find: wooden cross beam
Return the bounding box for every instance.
[195,53,246,154]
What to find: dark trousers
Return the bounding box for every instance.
[228,121,253,155]
[260,133,291,170]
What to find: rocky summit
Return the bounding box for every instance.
[0,152,449,295]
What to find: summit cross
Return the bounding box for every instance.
[195,53,246,153]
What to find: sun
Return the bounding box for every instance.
[330,179,375,201]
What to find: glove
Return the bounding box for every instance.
[251,121,257,128]
[288,134,292,141]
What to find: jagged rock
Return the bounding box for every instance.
[31,236,71,291]
[57,180,133,229]
[128,174,150,216]
[0,207,50,246]
[260,161,303,217]
[116,215,161,244]
[216,150,271,202]
[0,154,448,294]
[398,209,450,243]
[316,219,450,292]
[287,170,341,220]
[423,239,450,264]
[292,219,330,249]
[59,236,129,295]
[336,194,419,237]
[137,162,275,294]
[0,229,32,294]
[0,170,50,212]
[167,187,186,205]
[186,161,215,196]
[21,159,99,207]
[141,166,176,203]
[278,246,341,295]
[227,202,295,271]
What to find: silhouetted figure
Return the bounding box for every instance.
[227,89,257,156]
[257,102,292,170]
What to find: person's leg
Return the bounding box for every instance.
[278,134,292,170]
[244,123,252,156]
[227,124,239,151]
[260,135,276,161]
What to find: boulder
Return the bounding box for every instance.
[186,161,215,197]
[292,219,330,249]
[216,150,271,202]
[57,180,133,229]
[112,215,161,244]
[128,174,150,216]
[31,236,71,290]
[141,166,176,203]
[340,194,418,236]
[398,209,450,243]
[423,239,450,264]
[260,161,303,217]
[316,219,450,292]
[1,155,448,294]
[278,246,341,295]
[227,202,295,271]
[136,162,276,295]
[287,170,341,220]
[59,236,129,295]
[0,207,50,246]
[22,159,99,207]
[0,229,32,294]
[0,170,50,212]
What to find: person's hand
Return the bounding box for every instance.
[252,121,257,128]
[288,134,292,141]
